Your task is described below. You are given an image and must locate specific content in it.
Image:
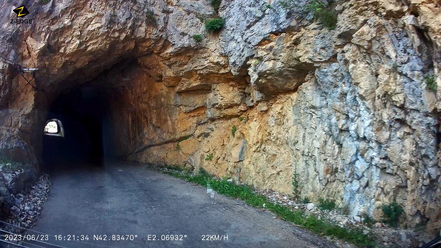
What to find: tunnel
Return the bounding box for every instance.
[42,84,115,172]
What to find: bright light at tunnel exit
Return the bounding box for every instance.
[44,121,58,134]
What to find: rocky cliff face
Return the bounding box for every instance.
[0,0,440,231]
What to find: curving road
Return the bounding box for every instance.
[29,161,335,248]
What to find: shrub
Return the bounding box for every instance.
[193,34,203,43]
[318,198,337,211]
[146,10,157,25]
[363,213,376,228]
[301,197,311,204]
[210,0,222,13]
[239,117,244,122]
[307,0,338,30]
[205,153,214,161]
[318,9,337,30]
[41,0,51,4]
[231,125,237,136]
[427,75,437,92]
[205,18,225,33]
[381,202,403,228]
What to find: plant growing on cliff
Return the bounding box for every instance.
[362,213,376,228]
[318,198,336,211]
[146,9,157,25]
[205,18,225,33]
[209,0,222,13]
[292,168,300,199]
[0,156,23,172]
[381,202,403,228]
[205,153,214,161]
[193,34,203,42]
[41,0,51,4]
[231,125,237,136]
[175,135,191,151]
[308,0,337,30]
[279,0,295,9]
[262,3,273,10]
[426,75,437,92]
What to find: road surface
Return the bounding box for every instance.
[30,161,335,248]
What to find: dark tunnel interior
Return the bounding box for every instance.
[42,84,115,172]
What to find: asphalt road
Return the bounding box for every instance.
[29,161,335,248]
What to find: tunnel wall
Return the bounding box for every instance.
[0,0,440,231]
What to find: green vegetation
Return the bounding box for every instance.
[362,213,376,228]
[199,167,209,176]
[231,125,237,136]
[209,0,222,13]
[162,168,375,247]
[301,197,311,204]
[41,0,51,4]
[239,117,244,122]
[205,153,214,161]
[193,34,203,43]
[175,135,191,151]
[381,202,403,228]
[146,10,157,25]
[0,156,13,164]
[263,3,273,10]
[0,156,23,171]
[317,9,337,30]
[277,0,338,30]
[308,0,337,30]
[426,75,437,92]
[318,198,337,211]
[205,18,225,33]
[279,0,294,9]
[292,168,300,199]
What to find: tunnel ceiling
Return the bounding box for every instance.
[0,0,441,232]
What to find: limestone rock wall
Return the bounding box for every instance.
[0,0,440,231]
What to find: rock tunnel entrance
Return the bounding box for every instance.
[42,84,115,172]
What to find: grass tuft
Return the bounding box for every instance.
[231,125,237,136]
[193,34,203,42]
[426,75,437,92]
[318,198,337,211]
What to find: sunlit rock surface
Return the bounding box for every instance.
[0,0,440,231]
